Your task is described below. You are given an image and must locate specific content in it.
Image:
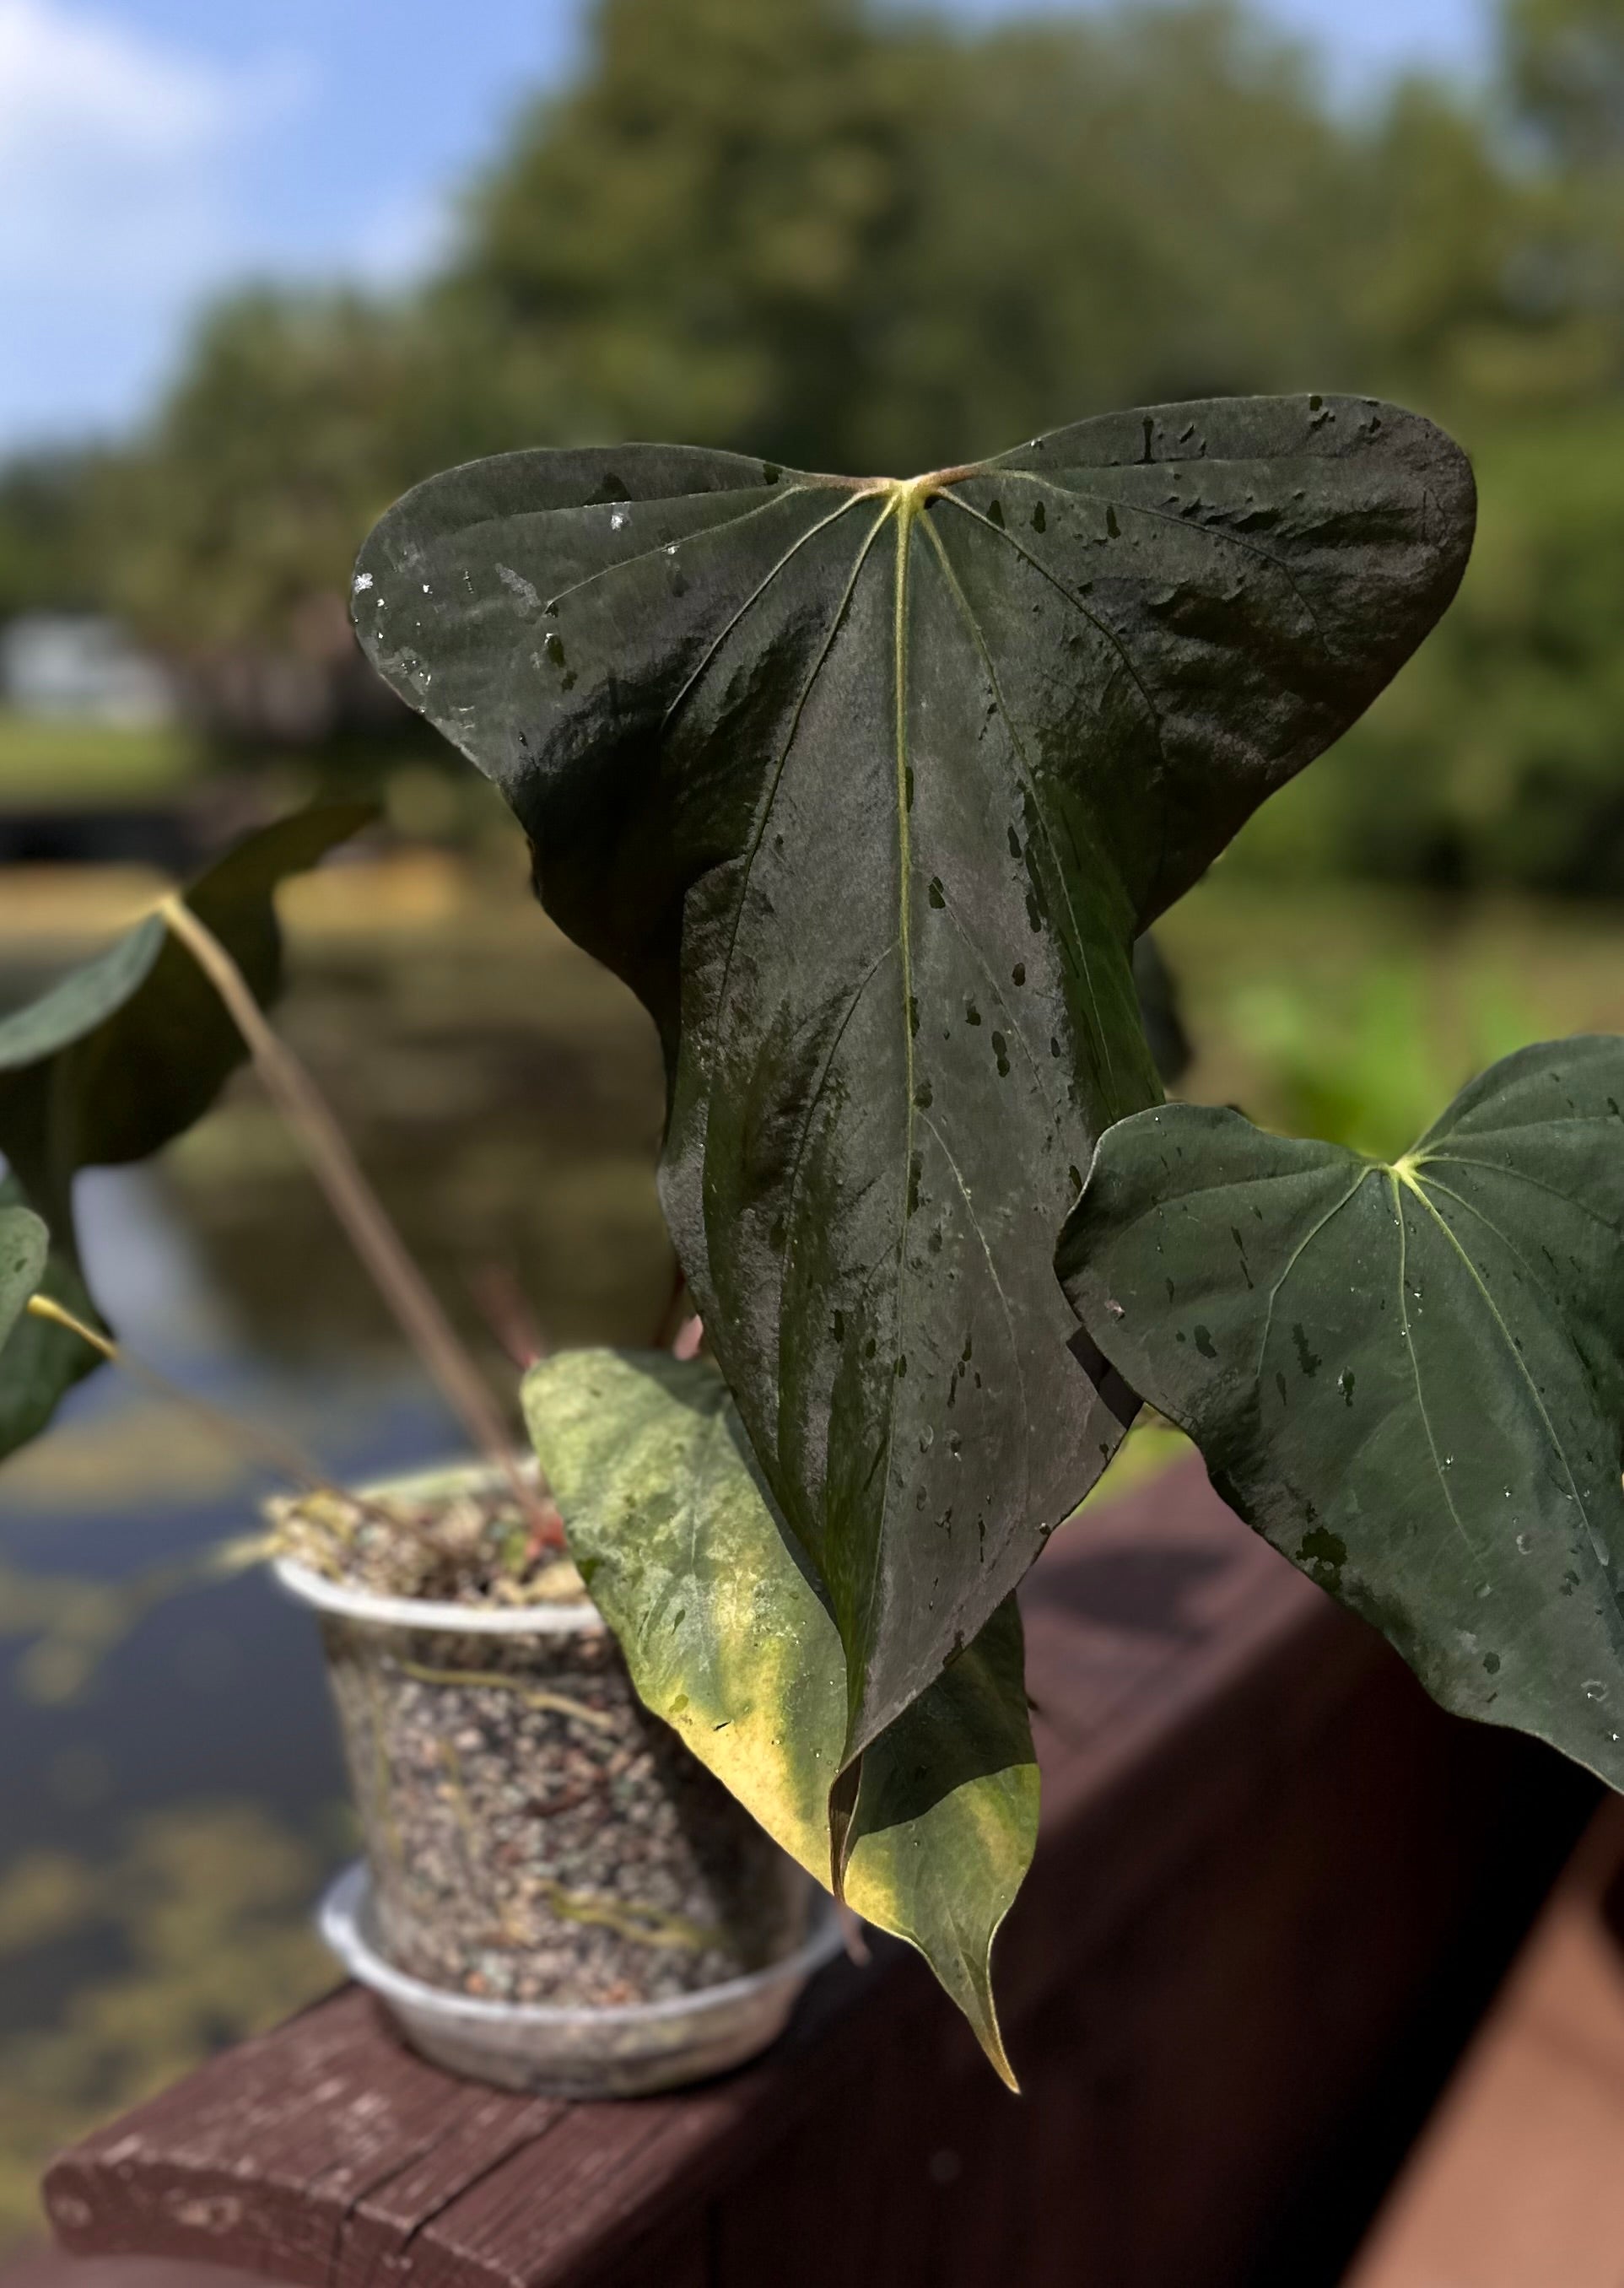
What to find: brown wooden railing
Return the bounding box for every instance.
[40,1460,1589,2288]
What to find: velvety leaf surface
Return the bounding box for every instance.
[523,1346,1037,2084]
[1060,1038,1624,1789]
[0,803,371,1452]
[357,399,1473,1765]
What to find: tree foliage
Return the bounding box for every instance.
[38,3,1602,650]
[445,0,1567,467]
[1506,0,1624,174]
[10,0,1624,845]
[1235,407,1624,890]
[0,453,105,624]
[100,294,530,656]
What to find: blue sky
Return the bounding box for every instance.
[0,0,1489,456]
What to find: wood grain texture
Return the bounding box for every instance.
[1346,1801,1624,2288]
[43,1460,1578,2288]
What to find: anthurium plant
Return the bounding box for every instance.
[10,393,1615,2085]
[342,386,1624,2081]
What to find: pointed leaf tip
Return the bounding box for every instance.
[522,1347,1037,2075]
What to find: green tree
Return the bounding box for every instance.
[91,0,1624,887]
[839,3,1367,464]
[446,0,946,471]
[1344,77,1545,408]
[445,0,1576,464]
[0,451,104,624]
[103,290,515,656]
[94,290,542,740]
[1238,405,1624,893]
[1499,0,1624,386]
[1506,0,1624,170]
[101,0,1553,664]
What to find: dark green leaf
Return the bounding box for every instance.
[0,802,372,1453]
[524,1346,1037,2083]
[1059,1038,1624,1789]
[0,802,373,1243]
[0,1176,98,1462]
[0,1195,47,1356]
[356,397,1473,1770]
[1132,933,1190,1089]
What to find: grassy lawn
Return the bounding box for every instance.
[0,711,201,804]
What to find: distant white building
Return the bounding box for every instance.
[0,612,178,728]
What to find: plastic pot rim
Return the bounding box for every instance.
[270,1451,599,1635]
[272,1554,599,1637]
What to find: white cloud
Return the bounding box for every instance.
[0,0,306,291]
[343,185,453,289]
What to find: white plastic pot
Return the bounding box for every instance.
[275,1460,820,2095]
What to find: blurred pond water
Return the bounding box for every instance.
[0,845,672,2238]
[4,845,1624,2237]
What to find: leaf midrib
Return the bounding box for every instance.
[848,490,921,1760]
[603,457,1227,1750]
[1391,1168,1479,1564]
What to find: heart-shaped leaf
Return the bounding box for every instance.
[0,802,373,1453]
[1060,1038,1624,1789]
[523,1346,1037,2085]
[356,397,1474,1771]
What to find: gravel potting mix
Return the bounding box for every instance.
[273,1477,809,2009]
